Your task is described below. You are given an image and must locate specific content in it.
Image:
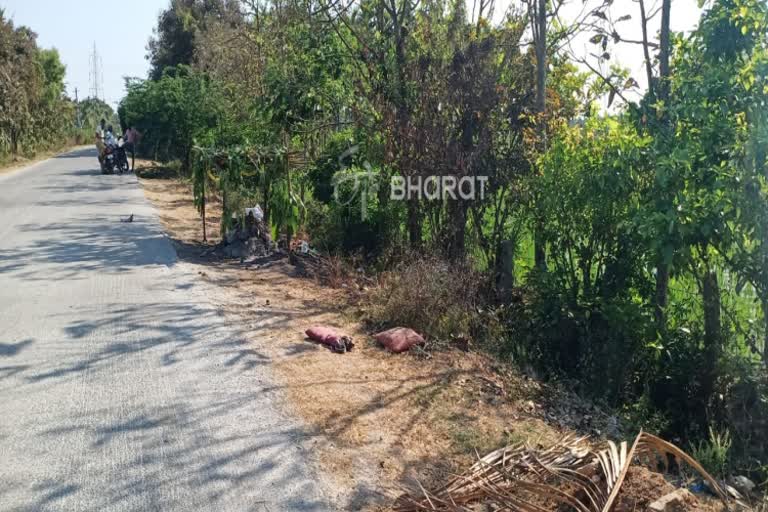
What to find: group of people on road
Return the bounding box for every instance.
[94,119,139,171]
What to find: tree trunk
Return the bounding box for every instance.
[201,189,207,243]
[535,0,546,116]
[638,0,655,95]
[762,298,768,365]
[658,0,671,101]
[533,0,547,271]
[701,268,722,407]
[758,142,768,364]
[407,199,422,250]
[496,239,515,302]
[534,230,546,270]
[10,128,18,155]
[654,0,672,331]
[263,179,271,227]
[655,262,670,332]
[183,146,192,175]
[286,154,293,248]
[383,0,418,251]
[446,200,468,260]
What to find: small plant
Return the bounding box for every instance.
[619,394,670,436]
[689,427,732,478]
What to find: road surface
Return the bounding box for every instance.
[0,148,329,511]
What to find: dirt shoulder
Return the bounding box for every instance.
[137,161,725,511]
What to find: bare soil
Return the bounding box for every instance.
[136,160,732,511]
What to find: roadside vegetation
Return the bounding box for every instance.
[120,0,768,488]
[0,10,116,165]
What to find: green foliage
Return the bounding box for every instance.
[268,175,303,241]
[619,394,671,437]
[516,118,654,401]
[0,13,78,159]
[303,128,400,254]
[307,130,359,204]
[506,269,655,404]
[78,98,118,130]
[690,427,732,478]
[536,117,650,301]
[119,66,226,170]
[258,11,349,131]
[132,0,768,474]
[146,0,239,80]
[74,97,119,143]
[38,49,65,103]
[307,164,401,255]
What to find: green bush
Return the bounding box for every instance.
[503,270,655,405]
[690,427,732,478]
[118,66,227,171]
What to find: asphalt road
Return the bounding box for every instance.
[0,148,329,511]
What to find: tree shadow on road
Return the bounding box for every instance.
[53,148,97,160]
[0,339,33,357]
[7,300,328,511]
[0,215,176,282]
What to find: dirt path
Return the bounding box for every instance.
[137,163,607,509]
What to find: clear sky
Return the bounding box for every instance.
[2,0,702,111]
[491,0,702,105]
[2,0,164,109]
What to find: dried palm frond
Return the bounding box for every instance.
[393,431,731,512]
[636,432,728,502]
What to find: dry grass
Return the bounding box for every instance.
[136,162,647,510]
[366,255,489,343]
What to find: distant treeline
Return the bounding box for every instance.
[0,10,116,161]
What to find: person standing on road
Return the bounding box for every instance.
[95,131,106,168]
[96,118,106,139]
[124,126,139,171]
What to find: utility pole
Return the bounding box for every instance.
[89,42,104,102]
[74,87,82,129]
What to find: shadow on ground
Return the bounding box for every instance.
[11,299,326,511]
[0,212,175,281]
[53,148,97,160]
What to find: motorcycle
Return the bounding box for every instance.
[101,137,130,175]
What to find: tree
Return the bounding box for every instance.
[0,12,75,157]
[633,0,768,415]
[529,0,547,270]
[0,13,41,155]
[119,66,225,171]
[147,0,239,80]
[79,97,119,132]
